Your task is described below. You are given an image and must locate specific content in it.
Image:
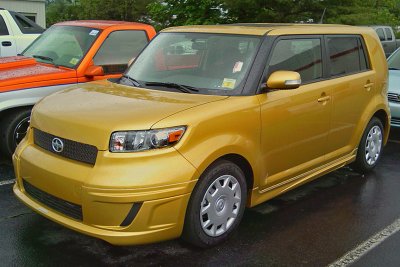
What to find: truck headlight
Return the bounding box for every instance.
[110,126,186,152]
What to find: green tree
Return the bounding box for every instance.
[79,0,154,22]
[46,0,80,27]
[148,0,231,30]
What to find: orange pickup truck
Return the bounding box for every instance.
[0,20,156,157]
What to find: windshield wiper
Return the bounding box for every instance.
[389,67,400,70]
[120,74,141,87]
[145,82,199,93]
[32,54,54,63]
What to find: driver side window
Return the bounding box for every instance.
[93,30,149,74]
[267,38,323,85]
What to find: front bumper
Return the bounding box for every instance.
[13,131,199,245]
[389,101,400,127]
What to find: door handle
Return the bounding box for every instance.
[1,41,12,47]
[317,96,331,103]
[364,82,374,91]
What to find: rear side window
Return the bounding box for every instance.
[327,36,369,77]
[93,30,148,74]
[375,28,385,41]
[9,11,44,34]
[268,38,322,84]
[0,15,9,35]
[385,28,393,41]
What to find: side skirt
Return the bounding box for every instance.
[249,149,357,207]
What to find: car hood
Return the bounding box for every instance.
[31,80,228,150]
[388,69,400,94]
[0,56,76,91]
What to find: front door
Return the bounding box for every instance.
[258,36,332,189]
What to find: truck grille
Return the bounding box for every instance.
[392,117,400,125]
[23,180,83,221]
[388,93,400,103]
[33,128,98,166]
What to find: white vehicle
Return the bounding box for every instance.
[0,8,44,57]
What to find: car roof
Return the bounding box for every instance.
[162,23,374,36]
[55,20,150,30]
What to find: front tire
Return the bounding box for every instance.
[351,117,384,173]
[0,108,31,158]
[182,160,247,248]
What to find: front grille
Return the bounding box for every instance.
[391,117,400,125]
[388,93,400,103]
[34,128,98,165]
[23,180,83,221]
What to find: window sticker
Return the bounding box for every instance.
[89,30,99,36]
[222,78,236,89]
[233,61,243,73]
[69,58,79,65]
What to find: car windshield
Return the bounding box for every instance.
[125,32,261,95]
[23,25,101,68]
[388,49,400,70]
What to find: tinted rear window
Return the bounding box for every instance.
[0,15,9,35]
[9,11,44,34]
[385,28,393,41]
[327,36,369,77]
[376,28,385,41]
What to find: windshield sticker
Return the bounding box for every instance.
[233,61,243,73]
[69,58,79,65]
[222,78,236,89]
[89,30,99,36]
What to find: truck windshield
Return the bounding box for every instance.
[23,25,101,68]
[388,49,400,70]
[125,32,261,95]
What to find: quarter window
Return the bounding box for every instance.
[327,36,369,77]
[0,15,9,36]
[93,30,148,74]
[268,38,322,84]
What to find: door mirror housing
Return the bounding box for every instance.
[85,65,104,77]
[266,71,302,90]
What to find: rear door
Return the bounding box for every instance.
[0,14,17,57]
[324,35,374,161]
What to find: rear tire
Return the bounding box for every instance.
[182,160,247,248]
[351,117,384,174]
[0,108,31,158]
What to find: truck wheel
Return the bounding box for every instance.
[0,108,31,158]
[182,160,247,248]
[351,117,384,174]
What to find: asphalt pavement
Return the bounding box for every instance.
[1,128,399,266]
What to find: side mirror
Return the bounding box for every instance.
[85,65,104,77]
[266,71,302,90]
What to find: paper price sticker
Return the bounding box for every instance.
[233,61,243,73]
[89,30,99,36]
[222,78,236,89]
[69,58,79,65]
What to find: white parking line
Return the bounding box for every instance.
[328,217,400,267]
[0,179,16,186]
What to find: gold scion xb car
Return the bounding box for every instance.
[13,24,390,247]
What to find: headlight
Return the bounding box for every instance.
[110,126,186,152]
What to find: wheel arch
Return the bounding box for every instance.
[372,109,390,144]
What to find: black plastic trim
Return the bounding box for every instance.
[23,180,83,221]
[120,203,143,227]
